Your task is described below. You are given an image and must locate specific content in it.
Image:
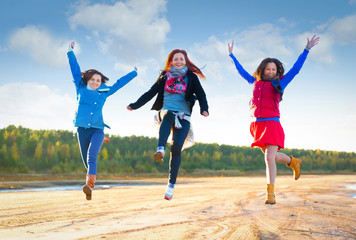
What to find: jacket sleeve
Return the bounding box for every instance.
[193,76,209,115]
[128,81,160,110]
[67,51,82,89]
[280,49,309,89]
[107,70,138,97]
[229,53,256,84]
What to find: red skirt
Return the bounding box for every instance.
[250,120,285,150]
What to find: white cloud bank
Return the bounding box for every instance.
[8,25,75,67]
[326,14,356,45]
[0,82,76,131]
[68,0,170,63]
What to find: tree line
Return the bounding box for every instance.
[0,125,355,175]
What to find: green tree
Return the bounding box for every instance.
[34,142,43,160]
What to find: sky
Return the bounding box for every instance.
[0,0,355,153]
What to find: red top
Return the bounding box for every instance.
[249,80,281,118]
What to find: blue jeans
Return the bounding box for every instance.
[158,111,190,184]
[77,127,104,175]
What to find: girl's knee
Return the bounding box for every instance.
[171,143,183,156]
[264,152,276,163]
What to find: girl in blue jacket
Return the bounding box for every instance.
[67,42,137,200]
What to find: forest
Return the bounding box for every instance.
[0,125,355,176]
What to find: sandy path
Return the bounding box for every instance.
[0,175,355,240]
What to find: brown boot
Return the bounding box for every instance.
[83,174,96,200]
[287,156,302,180]
[103,136,110,143]
[265,184,276,205]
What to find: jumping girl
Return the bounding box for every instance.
[127,49,209,200]
[67,42,137,200]
[228,35,319,204]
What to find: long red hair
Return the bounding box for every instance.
[162,49,206,80]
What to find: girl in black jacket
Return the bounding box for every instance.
[128,49,209,200]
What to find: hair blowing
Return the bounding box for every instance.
[162,49,206,80]
[81,69,109,84]
[253,58,284,80]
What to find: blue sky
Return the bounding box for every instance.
[0,0,355,152]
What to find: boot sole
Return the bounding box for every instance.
[164,195,173,200]
[154,152,164,162]
[265,200,276,205]
[83,185,92,200]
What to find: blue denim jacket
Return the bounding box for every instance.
[68,50,137,129]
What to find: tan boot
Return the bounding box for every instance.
[287,156,302,180]
[83,174,96,200]
[265,184,276,205]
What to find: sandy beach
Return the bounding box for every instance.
[0,175,355,240]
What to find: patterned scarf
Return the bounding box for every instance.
[164,66,188,93]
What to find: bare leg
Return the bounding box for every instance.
[261,145,278,184]
[275,151,292,165]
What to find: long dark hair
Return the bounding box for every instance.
[81,69,109,84]
[253,58,284,80]
[162,49,206,80]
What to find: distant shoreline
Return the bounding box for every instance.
[1,170,354,182]
[0,179,167,190]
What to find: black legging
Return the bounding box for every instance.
[158,111,190,184]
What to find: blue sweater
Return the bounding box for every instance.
[68,50,137,129]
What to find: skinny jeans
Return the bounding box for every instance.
[158,111,190,184]
[77,127,104,175]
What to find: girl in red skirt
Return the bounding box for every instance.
[228,35,319,204]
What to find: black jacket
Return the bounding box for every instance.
[129,70,209,115]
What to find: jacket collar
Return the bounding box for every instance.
[97,83,109,92]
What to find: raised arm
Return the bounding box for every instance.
[107,68,138,96]
[280,35,320,89]
[228,41,255,84]
[67,42,82,88]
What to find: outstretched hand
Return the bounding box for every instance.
[68,41,75,52]
[228,40,234,55]
[306,35,319,50]
[127,106,133,111]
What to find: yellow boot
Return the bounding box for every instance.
[265,184,275,205]
[287,156,302,180]
[83,174,96,200]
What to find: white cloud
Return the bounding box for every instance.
[0,45,7,52]
[114,62,138,74]
[192,23,297,74]
[68,0,170,63]
[193,35,227,61]
[326,14,356,45]
[8,25,77,67]
[0,82,76,130]
[299,13,356,65]
[294,33,334,64]
[231,23,293,62]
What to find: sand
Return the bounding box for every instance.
[0,175,355,240]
